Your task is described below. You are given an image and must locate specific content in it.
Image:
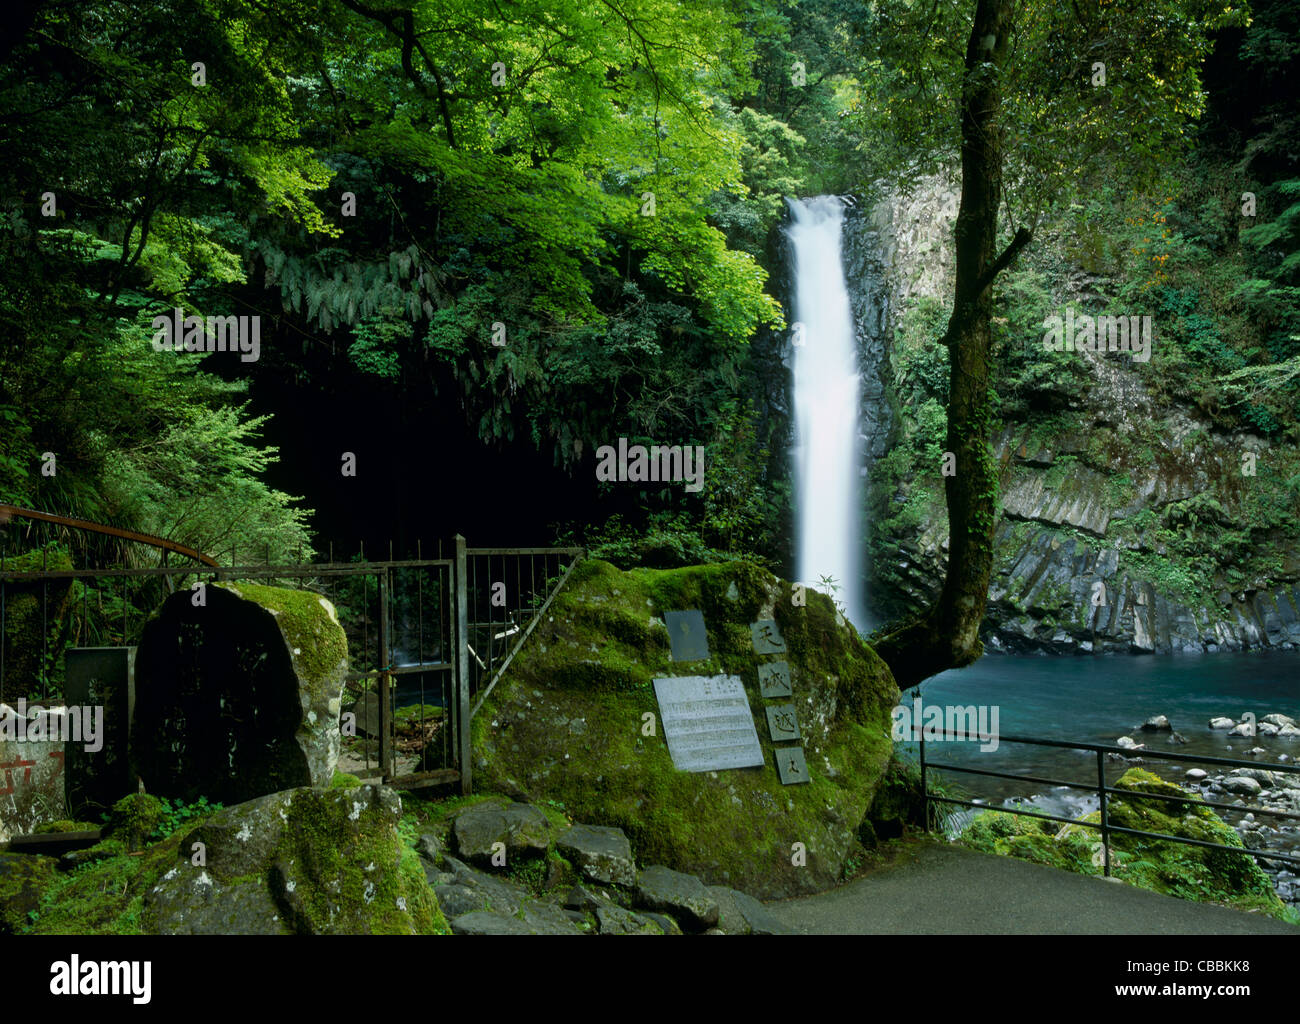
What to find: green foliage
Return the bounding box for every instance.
[850,0,1245,215]
[148,797,225,841]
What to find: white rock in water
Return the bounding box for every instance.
[1262,714,1297,728]
[1185,768,1208,781]
[1278,724,1300,740]
[1228,721,1256,737]
[1209,717,1235,730]
[1258,722,1280,736]
[1116,736,1143,750]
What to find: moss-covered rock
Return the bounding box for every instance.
[105,793,164,851]
[147,784,447,934]
[132,581,348,803]
[0,852,56,933]
[25,825,199,934]
[861,756,928,845]
[23,784,448,934]
[958,768,1290,919]
[33,819,100,834]
[473,559,900,899]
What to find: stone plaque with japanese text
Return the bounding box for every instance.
[765,703,802,742]
[653,675,764,773]
[750,619,786,654]
[758,660,793,698]
[775,746,809,785]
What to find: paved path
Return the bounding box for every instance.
[767,841,1300,934]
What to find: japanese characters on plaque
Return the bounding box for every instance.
[750,618,808,785]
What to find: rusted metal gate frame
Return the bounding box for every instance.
[466,546,584,723]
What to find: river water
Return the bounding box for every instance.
[897,651,1300,902]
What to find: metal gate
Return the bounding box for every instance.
[0,522,581,798]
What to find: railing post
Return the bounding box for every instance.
[919,725,929,832]
[378,568,393,781]
[1096,748,1111,878]
[454,535,472,795]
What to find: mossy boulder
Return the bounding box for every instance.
[473,559,900,899]
[0,852,56,933]
[132,581,348,804]
[959,768,1289,919]
[21,784,447,934]
[140,784,447,934]
[105,793,164,851]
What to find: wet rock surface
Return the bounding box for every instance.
[426,803,791,935]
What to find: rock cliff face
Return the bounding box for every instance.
[888,430,1300,654]
[861,176,1300,653]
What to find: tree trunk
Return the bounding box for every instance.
[875,0,1030,690]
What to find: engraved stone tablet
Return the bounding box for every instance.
[664,610,710,662]
[653,675,764,772]
[758,660,792,699]
[765,704,801,742]
[776,746,809,785]
[750,619,787,654]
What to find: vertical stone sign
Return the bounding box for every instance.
[64,646,133,817]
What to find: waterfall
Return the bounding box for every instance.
[786,196,867,631]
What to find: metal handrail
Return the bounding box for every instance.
[916,729,1300,875]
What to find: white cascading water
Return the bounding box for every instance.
[786,196,866,631]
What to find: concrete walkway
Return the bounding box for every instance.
[767,841,1300,934]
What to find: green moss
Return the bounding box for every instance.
[275,788,447,934]
[0,853,57,934]
[959,768,1290,919]
[214,580,348,684]
[105,793,164,850]
[26,825,198,934]
[33,819,100,834]
[394,703,443,726]
[863,756,930,841]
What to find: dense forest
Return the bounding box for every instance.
[1,0,1297,673]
